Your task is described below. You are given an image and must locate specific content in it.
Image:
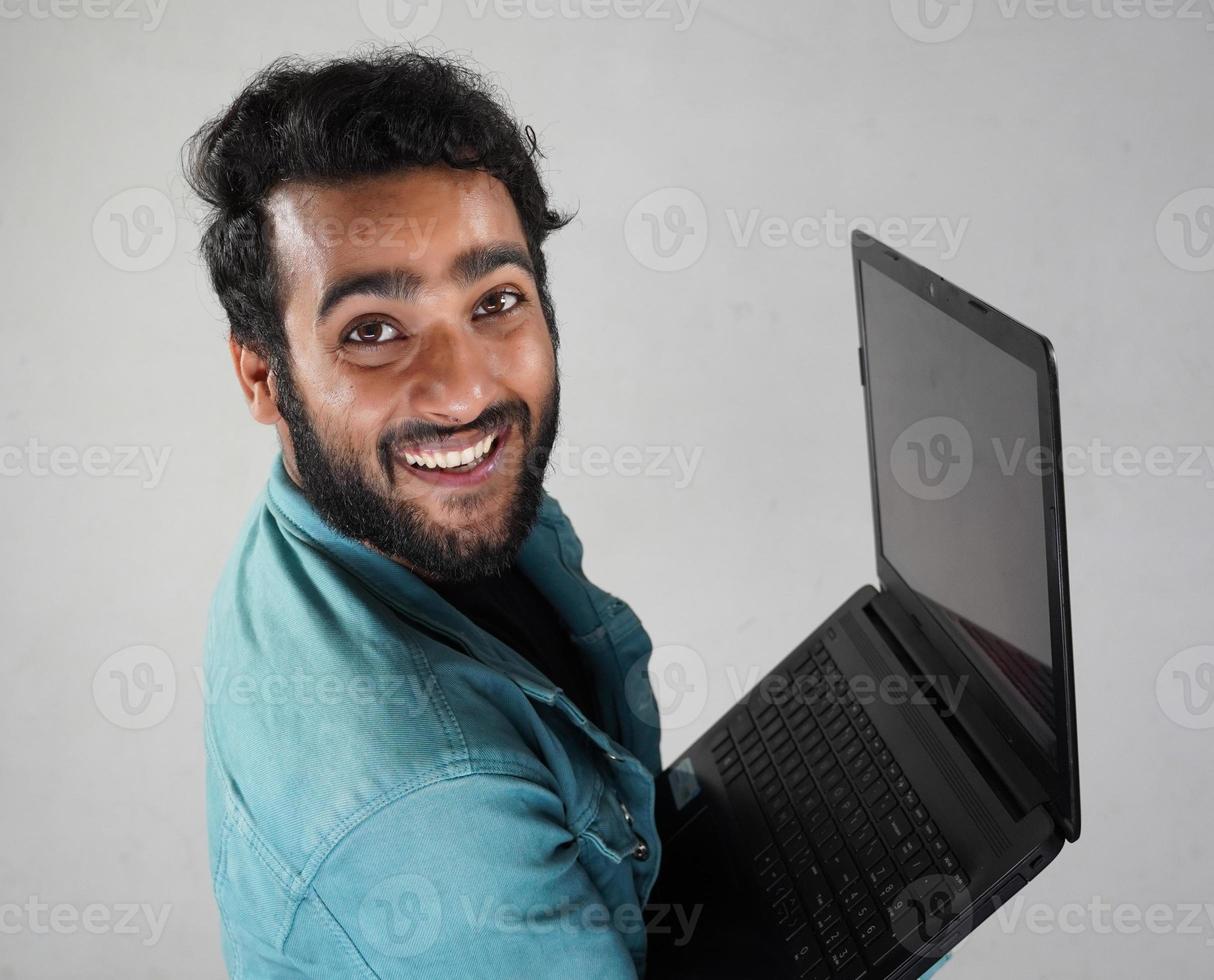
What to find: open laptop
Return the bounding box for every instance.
[647,231,1080,979]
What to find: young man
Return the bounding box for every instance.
[187,50,662,977]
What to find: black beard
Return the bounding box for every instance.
[273,364,560,583]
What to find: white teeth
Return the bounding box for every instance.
[405,432,499,470]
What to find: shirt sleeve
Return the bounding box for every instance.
[288,771,642,979]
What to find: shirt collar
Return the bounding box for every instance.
[263,454,576,701]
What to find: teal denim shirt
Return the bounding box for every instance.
[204,458,663,978]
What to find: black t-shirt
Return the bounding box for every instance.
[432,565,602,728]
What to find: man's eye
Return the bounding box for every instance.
[474,289,521,318]
[345,320,401,344]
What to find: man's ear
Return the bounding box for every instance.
[229,336,282,426]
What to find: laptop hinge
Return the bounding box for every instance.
[867,589,1050,822]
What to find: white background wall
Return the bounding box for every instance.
[2,1,1212,976]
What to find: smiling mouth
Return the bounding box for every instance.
[392,426,510,486]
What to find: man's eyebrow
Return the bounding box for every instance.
[450,242,535,288]
[314,243,534,324]
[316,268,424,323]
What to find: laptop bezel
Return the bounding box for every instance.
[851,230,1080,842]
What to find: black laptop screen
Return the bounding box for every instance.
[861,263,1057,752]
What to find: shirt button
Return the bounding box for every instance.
[632,837,650,861]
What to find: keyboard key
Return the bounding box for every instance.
[839,880,867,909]
[866,857,896,887]
[824,851,860,891]
[871,792,897,820]
[789,844,816,877]
[855,764,880,792]
[874,874,901,906]
[857,840,886,871]
[849,899,877,926]
[851,823,877,852]
[813,902,841,933]
[855,914,884,947]
[796,866,833,913]
[895,836,921,863]
[819,917,847,951]
[817,833,844,858]
[904,850,932,879]
[878,811,912,848]
[838,739,864,766]
[788,930,823,972]
[841,809,868,839]
[827,937,859,971]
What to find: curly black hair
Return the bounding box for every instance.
[183,48,572,376]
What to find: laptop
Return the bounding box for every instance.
[646,231,1081,979]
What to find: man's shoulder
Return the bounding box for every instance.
[203,493,549,876]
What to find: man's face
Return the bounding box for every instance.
[253,166,559,582]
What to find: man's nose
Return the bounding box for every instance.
[408,323,495,426]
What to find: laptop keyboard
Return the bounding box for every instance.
[708,641,971,979]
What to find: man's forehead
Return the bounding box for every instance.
[266,167,527,284]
